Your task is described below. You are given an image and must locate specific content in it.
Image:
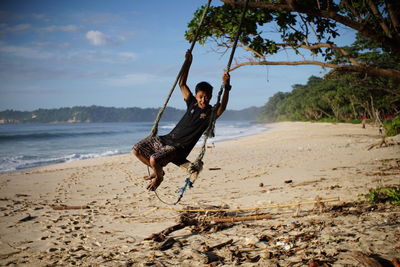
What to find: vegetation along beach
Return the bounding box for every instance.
[1,0,400,266]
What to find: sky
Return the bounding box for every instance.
[0,0,356,111]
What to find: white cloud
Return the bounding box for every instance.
[0,43,55,59]
[85,30,127,46]
[85,30,109,46]
[0,23,32,35]
[0,23,80,35]
[40,24,80,32]
[34,42,71,49]
[72,50,137,63]
[31,13,50,22]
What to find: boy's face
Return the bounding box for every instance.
[195,90,211,109]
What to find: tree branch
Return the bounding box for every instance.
[220,0,400,51]
[229,59,400,80]
[275,42,360,65]
[366,0,392,38]
[237,44,264,59]
[386,0,400,37]
[341,0,363,23]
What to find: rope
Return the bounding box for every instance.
[146,0,212,205]
[149,0,249,205]
[149,0,212,137]
[153,177,193,205]
[189,0,250,172]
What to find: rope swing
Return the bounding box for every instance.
[149,0,213,138]
[150,0,250,205]
[189,0,250,176]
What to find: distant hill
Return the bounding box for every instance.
[0,105,261,124]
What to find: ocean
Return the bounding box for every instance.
[0,121,267,173]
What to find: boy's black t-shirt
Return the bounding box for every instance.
[159,94,212,163]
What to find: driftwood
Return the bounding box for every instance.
[163,197,340,213]
[203,239,233,252]
[159,237,181,251]
[205,214,273,223]
[352,251,382,267]
[51,205,90,210]
[144,222,187,242]
[144,217,199,242]
[145,205,229,242]
[17,214,37,223]
[367,136,388,150]
[201,251,224,264]
[146,198,338,243]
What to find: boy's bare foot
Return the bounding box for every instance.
[147,177,164,191]
[143,171,165,180]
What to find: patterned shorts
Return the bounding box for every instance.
[132,136,177,167]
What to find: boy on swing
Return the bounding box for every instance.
[132,50,232,191]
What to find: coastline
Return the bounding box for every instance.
[1,121,399,266]
[0,120,266,174]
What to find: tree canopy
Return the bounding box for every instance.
[257,72,399,123]
[186,0,400,79]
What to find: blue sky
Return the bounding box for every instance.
[0,0,355,111]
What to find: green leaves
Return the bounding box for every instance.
[362,186,400,204]
[384,115,400,137]
[185,3,339,61]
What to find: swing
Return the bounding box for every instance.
[148,0,250,205]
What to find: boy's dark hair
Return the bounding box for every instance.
[195,81,213,95]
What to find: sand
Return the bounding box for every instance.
[0,122,399,266]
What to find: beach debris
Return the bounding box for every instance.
[201,251,224,264]
[159,237,180,251]
[205,214,273,223]
[276,241,292,250]
[352,251,382,267]
[17,214,37,223]
[145,221,190,242]
[202,239,233,252]
[145,205,230,242]
[50,204,90,210]
[313,196,326,213]
[284,179,293,184]
[308,259,320,267]
[367,135,388,150]
[392,258,400,267]
[259,183,264,187]
[15,194,30,197]
[208,167,221,171]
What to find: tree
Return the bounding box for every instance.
[186,0,400,79]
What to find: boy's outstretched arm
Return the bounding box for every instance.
[216,72,231,118]
[179,50,193,101]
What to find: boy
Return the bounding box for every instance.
[132,50,231,191]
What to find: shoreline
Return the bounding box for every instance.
[1,121,399,266]
[0,120,267,174]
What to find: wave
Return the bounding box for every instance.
[0,121,267,173]
[0,150,121,173]
[159,124,176,130]
[0,131,132,142]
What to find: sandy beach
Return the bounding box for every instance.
[0,122,399,266]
